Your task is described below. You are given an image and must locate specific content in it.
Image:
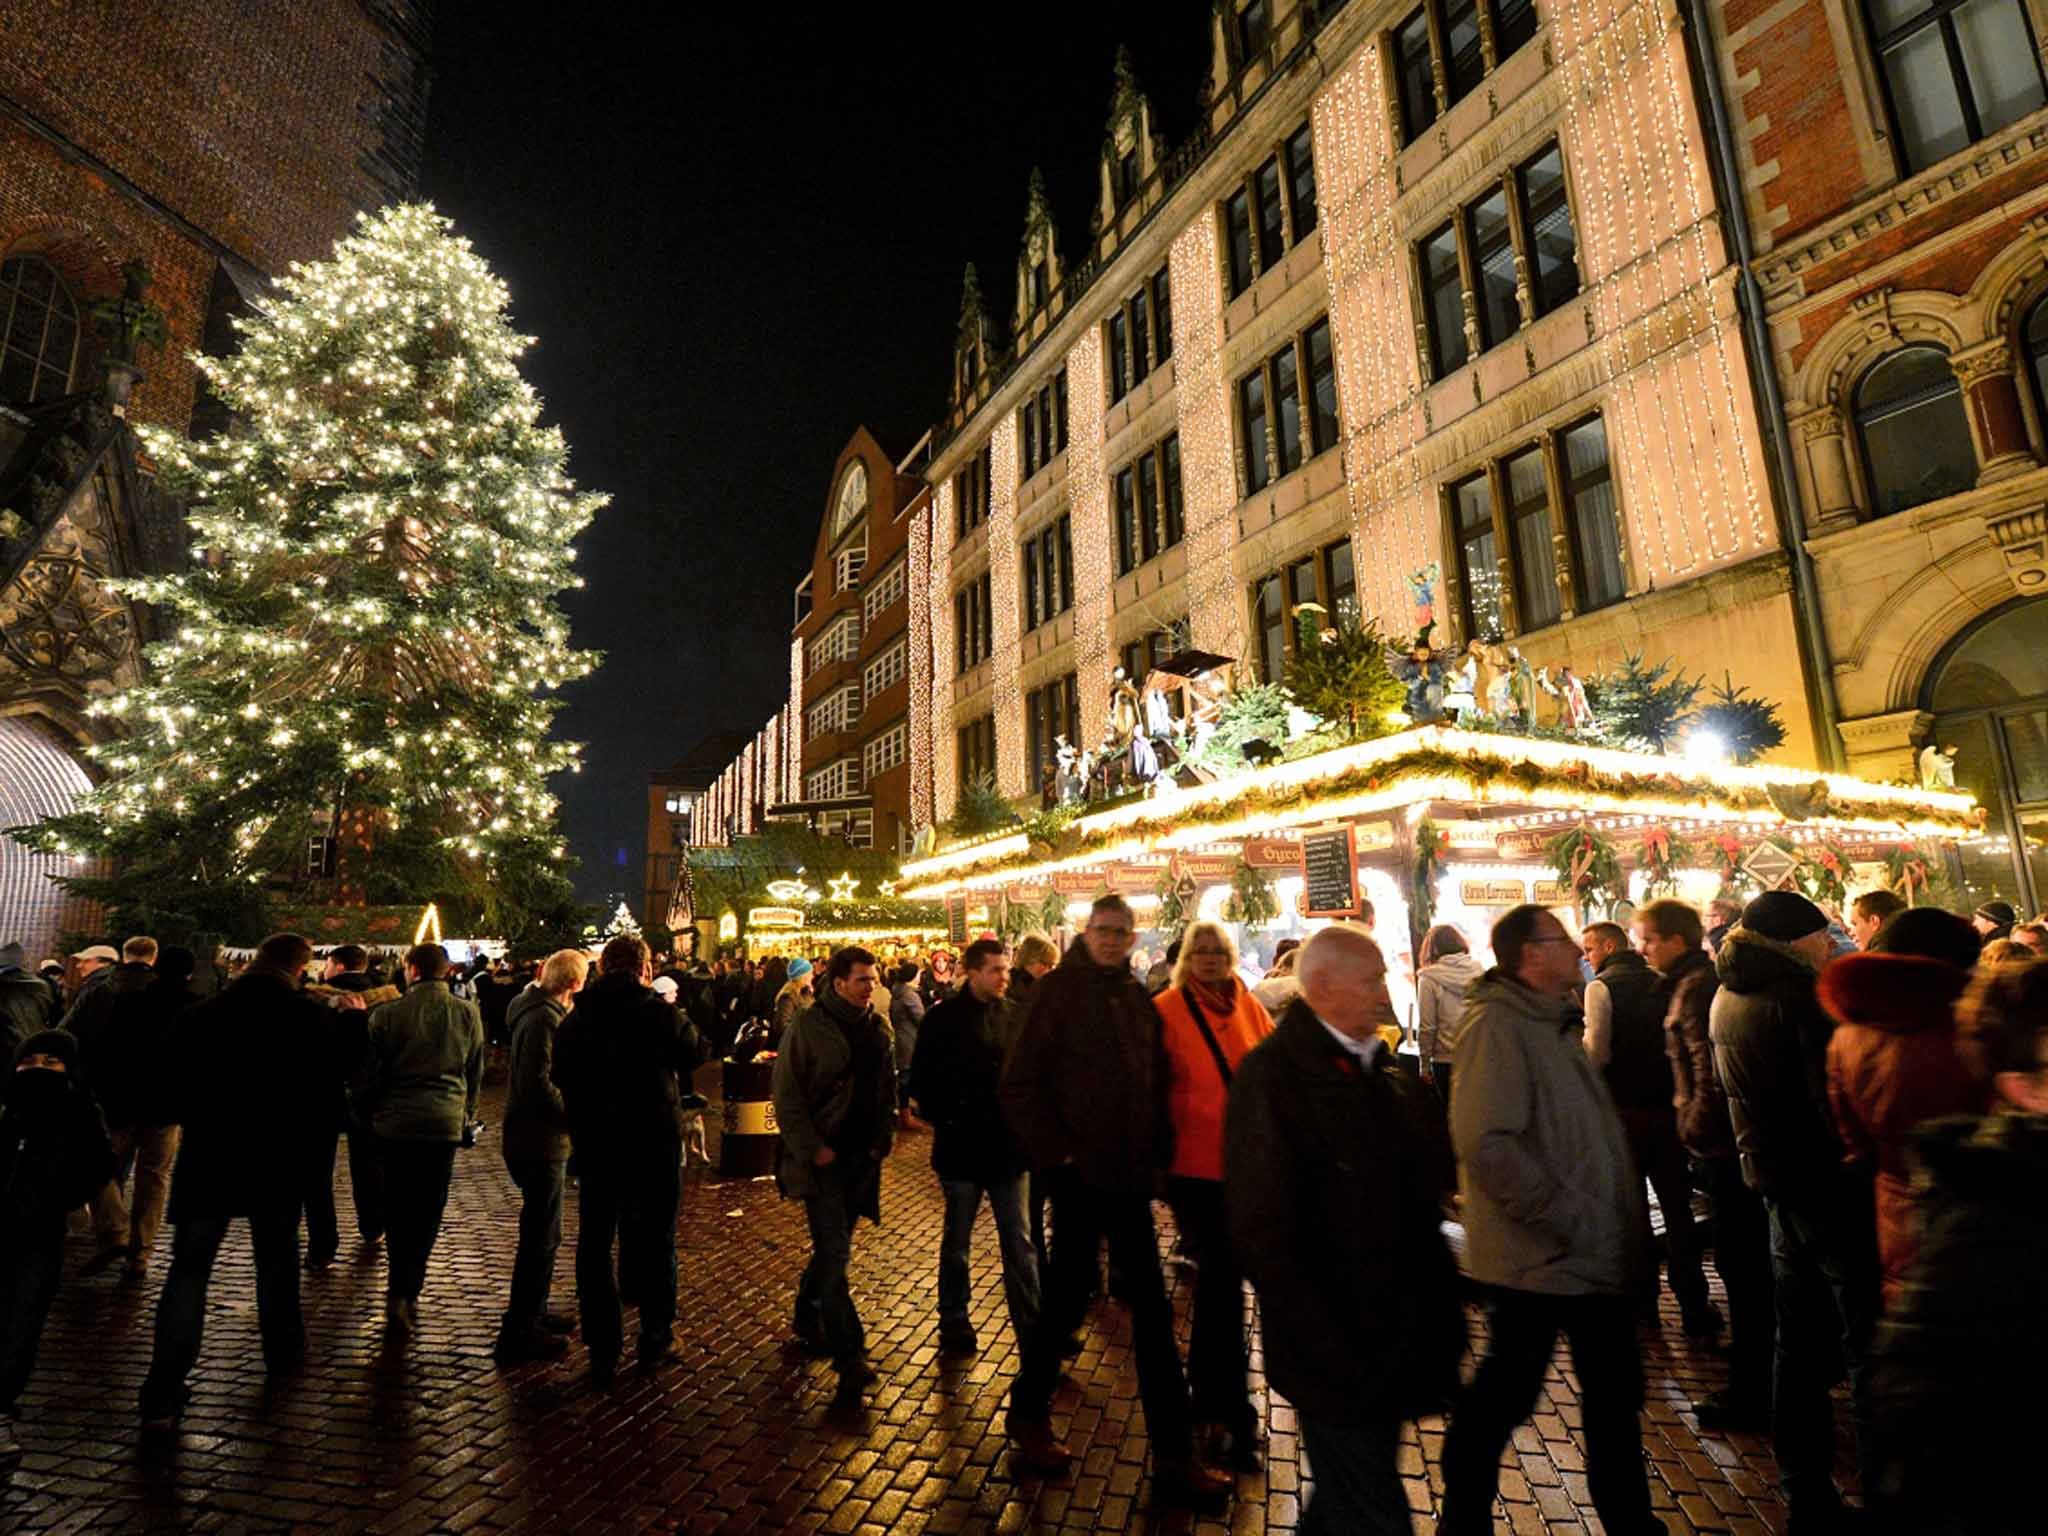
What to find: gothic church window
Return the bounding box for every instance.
[0,257,81,403]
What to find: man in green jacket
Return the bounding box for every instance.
[771,945,894,1398]
[359,943,483,1334]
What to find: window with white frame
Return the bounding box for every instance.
[862,556,906,625]
[862,720,908,782]
[818,807,874,848]
[805,681,862,739]
[806,757,863,801]
[863,637,908,698]
[806,611,862,675]
[834,541,868,594]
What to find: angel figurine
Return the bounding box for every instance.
[1917,741,1958,790]
[1540,664,1594,733]
[1054,735,1083,806]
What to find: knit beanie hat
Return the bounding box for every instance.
[12,1028,78,1071]
[1974,900,2017,929]
[1741,890,1828,942]
[785,957,814,981]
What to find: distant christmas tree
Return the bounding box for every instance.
[14,204,602,943]
[1692,672,1786,765]
[1586,652,1700,754]
[604,901,641,939]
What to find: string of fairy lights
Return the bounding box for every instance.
[906,508,934,827]
[928,479,959,822]
[1168,215,1248,659]
[986,414,1026,796]
[28,204,598,878]
[1063,328,1114,744]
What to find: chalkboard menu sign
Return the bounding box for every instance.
[1299,824,1362,917]
[946,894,969,945]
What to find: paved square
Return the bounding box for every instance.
[2,1073,1803,1533]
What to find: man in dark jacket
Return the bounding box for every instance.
[554,934,703,1386]
[908,938,1039,1356]
[69,936,161,1276]
[1581,921,1716,1338]
[358,943,483,1335]
[770,945,895,1398]
[494,948,588,1361]
[998,895,1228,1502]
[1441,905,1659,1536]
[1226,925,1462,1532]
[0,944,52,1061]
[1710,890,1877,1529]
[139,934,335,1432]
[313,945,386,1256]
[1,1028,114,1460]
[1868,956,2047,1535]
[1638,898,1771,1432]
[84,947,199,1285]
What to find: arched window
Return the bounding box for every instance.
[1924,598,2048,913]
[1853,344,1977,517]
[0,256,82,403]
[2023,293,2048,435]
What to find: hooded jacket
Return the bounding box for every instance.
[1709,924,1851,1203]
[1416,951,1484,1063]
[1657,945,1733,1159]
[1819,951,1983,1302]
[1870,1112,2048,1534]
[1225,1000,1463,1422]
[502,983,573,1162]
[771,985,896,1204]
[998,937,1166,1195]
[0,966,54,1058]
[1,1035,114,1239]
[1450,969,1644,1295]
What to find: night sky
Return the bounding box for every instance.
[419,6,1214,906]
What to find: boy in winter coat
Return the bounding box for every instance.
[0,1030,115,1459]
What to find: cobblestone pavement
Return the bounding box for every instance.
[1,1073,1812,1534]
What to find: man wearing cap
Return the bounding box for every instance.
[1710,890,1878,1529]
[65,937,162,1277]
[0,944,53,1060]
[63,944,121,1014]
[1971,900,2017,943]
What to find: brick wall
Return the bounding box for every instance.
[0,0,430,433]
[1723,0,1871,246]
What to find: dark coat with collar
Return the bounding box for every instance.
[1224,1000,1463,1422]
[0,968,54,1058]
[1659,945,1734,1159]
[165,968,339,1221]
[553,970,704,1165]
[998,937,1165,1195]
[909,988,1026,1184]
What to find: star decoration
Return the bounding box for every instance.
[827,872,861,903]
[876,881,898,899]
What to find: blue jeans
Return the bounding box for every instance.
[1299,1414,1413,1535]
[939,1175,1040,1338]
[795,1162,865,1364]
[503,1155,566,1330]
[0,1230,64,1413]
[139,1209,303,1419]
[1767,1196,1879,1511]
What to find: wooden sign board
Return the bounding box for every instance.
[1460,879,1527,907]
[1300,824,1362,917]
[1242,835,1300,869]
[1533,880,1569,905]
[945,894,969,945]
[1743,840,1800,890]
[1442,821,1502,851]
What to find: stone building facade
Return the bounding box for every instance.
[1708,0,2048,908]
[0,0,432,954]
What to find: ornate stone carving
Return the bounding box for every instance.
[1986,501,2048,595]
[0,500,138,695]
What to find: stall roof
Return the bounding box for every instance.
[898,726,1981,897]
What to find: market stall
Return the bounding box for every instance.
[899,724,1983,1033]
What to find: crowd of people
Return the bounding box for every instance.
[2,879,2043,1533]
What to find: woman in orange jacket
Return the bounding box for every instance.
[1154,919,1274,1469]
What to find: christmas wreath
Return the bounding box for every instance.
[1546,825,1622,916]
[1221,858,1282,928]
[1634,827,1697,898]
[1793,838,1852,912]
[1704,830,1749,893]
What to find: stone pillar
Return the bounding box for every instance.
[1793,407,1859,535]
[1952,340,2037,483]
[1836,708,1933,784]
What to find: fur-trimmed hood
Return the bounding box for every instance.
[1713,923,1818,996]
[1817,950,1969,1037]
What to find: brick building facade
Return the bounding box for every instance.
[0,0,432,955]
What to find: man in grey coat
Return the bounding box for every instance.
[1439,905,1661,1536]
[771,945,894,1397]
[358,943,483,1334]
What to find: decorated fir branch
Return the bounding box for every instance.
[1546,825,1623,916]
[1412,817,1451,931]
[1634,827,1697,897]
[1220,857,1281,928]
[12,204,601,942]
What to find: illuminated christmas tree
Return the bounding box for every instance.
[17,204,603,941]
